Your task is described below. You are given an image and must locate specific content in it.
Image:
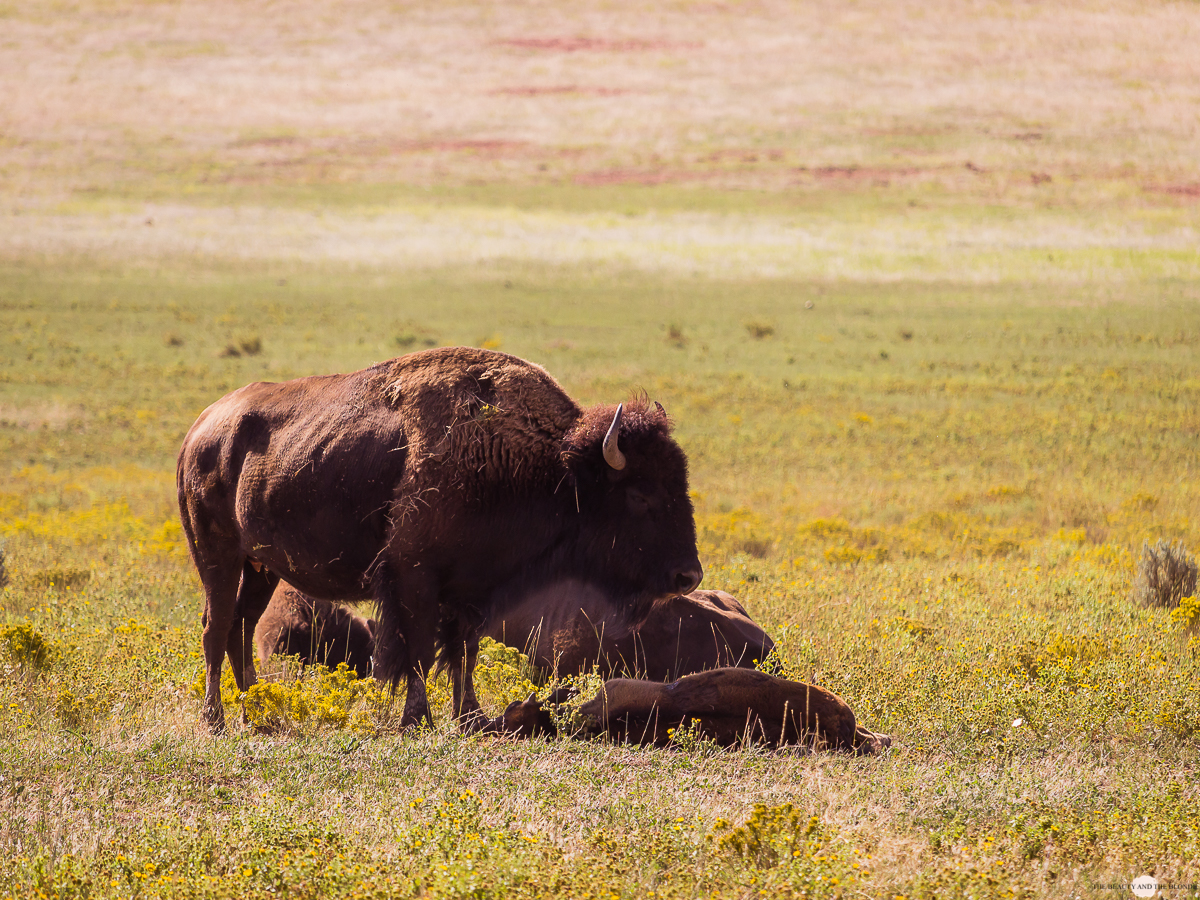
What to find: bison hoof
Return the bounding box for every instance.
[203,704,227,736]
[398,714,434,732]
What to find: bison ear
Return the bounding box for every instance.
[655,401,666,416]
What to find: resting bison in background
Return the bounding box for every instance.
[178,347,702,732]
[255,578,773,682]
[254,583,375,678]
[495,668,891,754]
[485,581,774,680]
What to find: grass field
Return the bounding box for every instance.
[3,1,1200,898]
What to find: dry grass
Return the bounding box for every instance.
[1133,539,1198,609]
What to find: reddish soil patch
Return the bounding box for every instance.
[1146,183,1200,199]
[495,37,699,53]
[699,149,786,164]
[491,85,632,97]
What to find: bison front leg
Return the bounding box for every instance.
[372,563,437,730]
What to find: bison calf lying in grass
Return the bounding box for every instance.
[256,578,774,681]
[493,668,891,754]
[254,583,375,678]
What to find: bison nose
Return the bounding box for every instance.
[672,562,703,595]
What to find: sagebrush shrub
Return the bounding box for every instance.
[1,622,57,669]
[1133,539,1198,608]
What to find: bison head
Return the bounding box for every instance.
[561,400,703,623]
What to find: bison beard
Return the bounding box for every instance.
[177,347,703,733]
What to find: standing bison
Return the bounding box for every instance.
[177,347,702,732]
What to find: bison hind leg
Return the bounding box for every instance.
[440,617,487,732]
[193,547,245,735]
[370,563,437,729]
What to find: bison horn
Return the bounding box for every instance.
[654,401,665,416]
[602,404,626,471]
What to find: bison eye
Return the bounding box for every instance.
[626,487,651,516]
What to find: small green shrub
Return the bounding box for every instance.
[1170,595,1200,631]
[56,686,105,730]
[473,637,542,702]
[241,663,388,733]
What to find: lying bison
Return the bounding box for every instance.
[493,668,890,754]
[255,583,375,678]
[483,581,772,679]
[256,577,774,682]
[178,347,703,732]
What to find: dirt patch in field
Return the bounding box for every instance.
[1146,183,1200,200]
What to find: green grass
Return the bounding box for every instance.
[2,253,1199,898]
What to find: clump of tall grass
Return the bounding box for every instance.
[0,545,8,591]
[1133,539,1197,608]
[744,320,774,339]
[219,335,263,357]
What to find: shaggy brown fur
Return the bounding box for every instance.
[485,581,774,680]
[177,347,702,732]
[493,669,890,754]
[254,583,375,678]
